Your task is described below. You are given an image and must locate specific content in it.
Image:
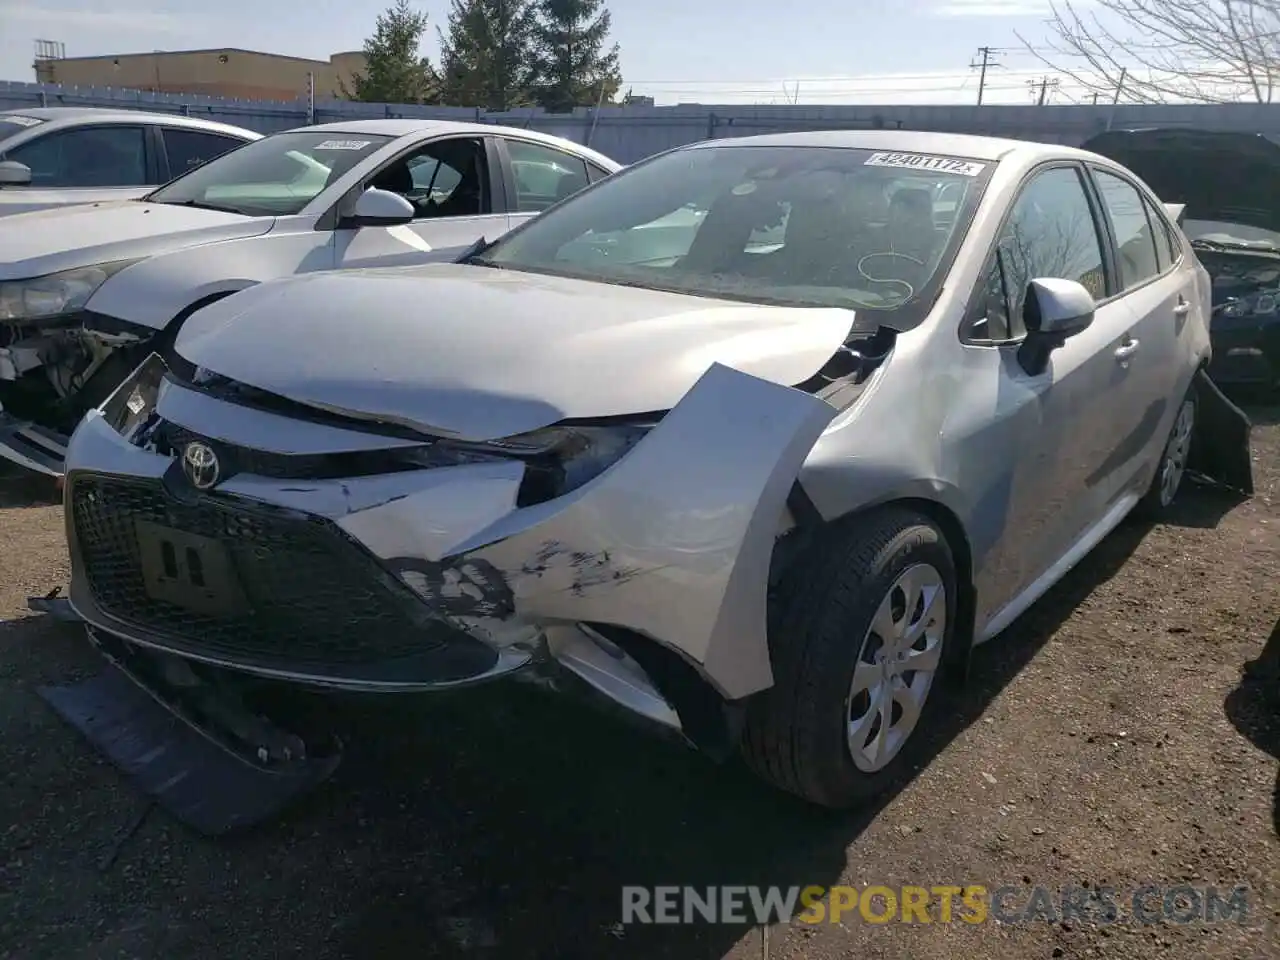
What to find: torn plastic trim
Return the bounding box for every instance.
[1187,368,1255,496]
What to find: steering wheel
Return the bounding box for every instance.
[857,251,923,300]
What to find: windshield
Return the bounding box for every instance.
[478,144,991,314]
[1184,218,1280,250]
[0,115,45,144]
[146,131,392,216]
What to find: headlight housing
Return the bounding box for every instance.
[0,259,139,322]
[441,424,654,503]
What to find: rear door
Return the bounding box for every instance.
[1086,165,1190,493]
[334,135,511,269]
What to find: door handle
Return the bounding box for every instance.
[1114,338,1141,362]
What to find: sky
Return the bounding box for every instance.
[0,0,1134,105]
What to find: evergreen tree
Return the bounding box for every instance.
[437,0,539,110]
[344,0,438,103]
[531,0,622,112]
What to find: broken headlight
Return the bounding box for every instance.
[450,424,653,503]
[0,259,140,321]
[98,352,168,440]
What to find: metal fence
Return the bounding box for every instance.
[4,79,1280,163]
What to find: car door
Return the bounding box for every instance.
[1087,165,1194,481]
[333,135,511,269]
[1,123,158,210]
[496,137,598,226]
[961,163,1139,622]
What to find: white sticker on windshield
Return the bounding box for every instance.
[313,139,373,151]
[0,115,43,127]
[864,152,986,177]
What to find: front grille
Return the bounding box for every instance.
[70,474,459,667]
[153,421,421,481]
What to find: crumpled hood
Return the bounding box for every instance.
[175,262,862,441]
[1080,128,1280,234]
[0,201,273,282]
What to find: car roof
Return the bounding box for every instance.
[0,106,259,139]
[285,118,621,169]
[682,129,1080,163]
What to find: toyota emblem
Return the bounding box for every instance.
[181,441,221,490]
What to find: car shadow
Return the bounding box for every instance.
[1223,614,1280,839]
[0,463,59,509]
[1163,477,1251,529]
[245,519,1154,960]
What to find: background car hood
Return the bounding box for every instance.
[175,263,862,441]
[1080,128,1280,234]
[0,201,273,282]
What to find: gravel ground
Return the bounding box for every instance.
[0,407,1277,960]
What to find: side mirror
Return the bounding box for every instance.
[343,187,415,227]
[1017,277,1096,376]
[0,160,32,187]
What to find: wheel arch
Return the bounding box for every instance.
[774,492,978,681]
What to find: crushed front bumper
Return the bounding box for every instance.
[64,359,837,716]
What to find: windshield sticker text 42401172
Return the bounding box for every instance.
[864,152,986,177]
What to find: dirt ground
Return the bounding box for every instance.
[0,407,1277,960]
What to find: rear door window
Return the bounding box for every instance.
[162,128,246,176]
[1092,169,1162,290]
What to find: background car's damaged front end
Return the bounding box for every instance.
[0,262,158,475]
[61,352,844,757]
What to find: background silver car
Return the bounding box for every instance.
[0,119,620,477]
[61,130,1251,809]
[0,107,259,216]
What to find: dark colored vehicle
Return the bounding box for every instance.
[1083,128,1280,391]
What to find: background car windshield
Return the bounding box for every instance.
[0,116,44,144]
[147,131,392,216]
[1184,218,1280,248]
[480,145,987,310]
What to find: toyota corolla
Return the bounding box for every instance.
[59,130,1251,808]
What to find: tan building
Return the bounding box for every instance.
[32,47,368,102]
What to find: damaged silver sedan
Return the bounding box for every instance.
[58,131,1253,808]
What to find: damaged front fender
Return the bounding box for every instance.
[341,363,839,700]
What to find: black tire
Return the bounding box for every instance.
[1133,385,1198,521]
[742,508,957,809]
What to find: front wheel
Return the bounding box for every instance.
[742,509,957,809]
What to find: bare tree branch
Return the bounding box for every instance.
[1017,0,1280,103]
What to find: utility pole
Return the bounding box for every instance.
[1029,75,1059,105]
[970,46,1000,105]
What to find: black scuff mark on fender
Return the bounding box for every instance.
[389,556,516,618]
[517,540,646,597]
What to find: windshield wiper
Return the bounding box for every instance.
[147,198,243,214]
[1191,237,1280,254]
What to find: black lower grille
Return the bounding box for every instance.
[70,474,459,667]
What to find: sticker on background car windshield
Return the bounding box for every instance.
[863,152,986,177]
[313,139,373,151]
[0,115,43,127]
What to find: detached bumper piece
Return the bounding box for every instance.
[69,473,501,687]
[1189,369,1255,497]
[38,628,341,836]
